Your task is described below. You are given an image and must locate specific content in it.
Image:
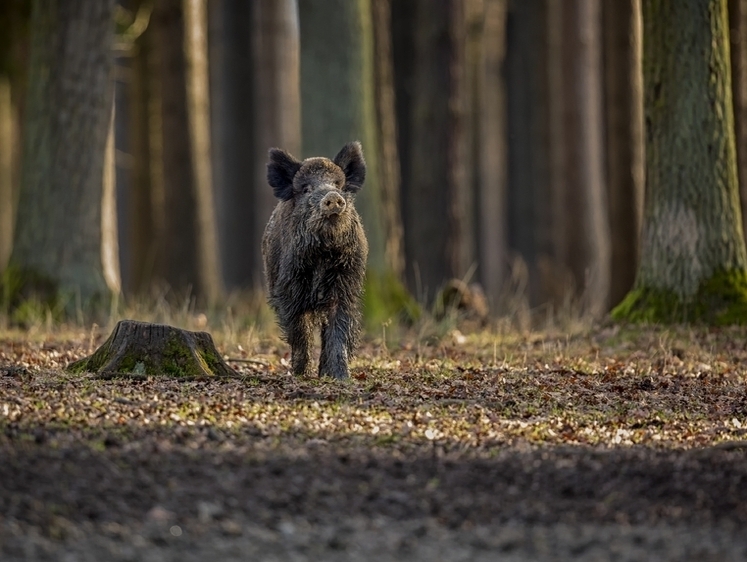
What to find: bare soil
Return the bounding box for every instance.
[1,324,747,560]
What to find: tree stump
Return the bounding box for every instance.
[66,320,238,378]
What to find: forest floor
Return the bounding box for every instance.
[1,320,747,561]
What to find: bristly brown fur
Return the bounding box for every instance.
[262,142,368,379]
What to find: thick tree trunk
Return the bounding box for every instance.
[10,0,116,309]
[391,0,416,245]
[252,0,301,289]
[149,0,222,303]
[67,319,237,378]
[299,0,384,276]
[400,0,467,302]
[300,0,414,325]
[729,0,747,242]
[151,0,198,296]
[613,0,747,324]
[505,0,551,306]
[602,0,645,309]
[371,0,405,280]
[125,12,159,294]
[208,0,255,290]
[0,0,29,279]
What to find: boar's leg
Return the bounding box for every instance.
[319,308,354,379]
[287,312,315,377]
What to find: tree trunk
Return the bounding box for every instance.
[371,0,405,280]
[299,0,383,269]
[183,0,222,304]
[210,0,301,292]
[125,7,159,295]
[252,0,301,289]
[729,0,747,242]
[391,0,416,243]
[505,0,551,306]
[602,0,645,309]
[102,100,121,297]
[460,0,483,281]
[0,76,12,275]
[150,0,198,296]
[399,0,467,302]
[67,319,237,378]
[208,0,255,290]
[150,0,222,304]
[477,0,509,311]
[545,0,571,310]
[558,0,610,318]
[0,0,30,280]
[300,0,414,325]
[613,0,747,324]
[9,0,116,310]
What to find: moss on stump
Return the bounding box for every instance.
[611,269,747,325]
[67,320,237,378]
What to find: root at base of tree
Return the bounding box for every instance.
[611,269,747,325]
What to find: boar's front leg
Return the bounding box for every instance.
[319,304,357,379]
[287,311,315,377]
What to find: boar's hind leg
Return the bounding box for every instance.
[287,312,315,377]
[319,309,355,379]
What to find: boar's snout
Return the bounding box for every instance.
[320,191,347,217]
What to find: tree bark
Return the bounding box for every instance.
[505,0,551,306]
[299,0,383,274]
[10,0,116,309]
[391,0,416,242]
[252,0,301,289]
[300,0,414,325]
[461,0,483,281]
[613,0,747,324]
[545,0,570,309]
[477,0,509,310]
[183,0,222,304]
[102,100,121,296]
[208,0,255,290]
[602,0,645,309]
[149,0,222,303]
[67,319,237,378]
[0,1,29,279]
[125,6,159,295]
[0,76,12,275]
[150,0,198,296]
[729,0,747,242]
[371,0,405,280]
[399,0,467,302]
[558,0,610,318]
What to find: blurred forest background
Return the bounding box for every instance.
[1,0,747,329]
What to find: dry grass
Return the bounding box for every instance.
[2,316,747,453]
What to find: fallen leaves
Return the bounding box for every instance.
[0,323,746,454]
[0,324,747,454]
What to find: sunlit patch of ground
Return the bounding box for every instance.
[1,323,747,560]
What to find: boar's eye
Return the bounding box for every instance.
[301,183,311,194]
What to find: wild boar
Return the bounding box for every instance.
[262,142,368,379]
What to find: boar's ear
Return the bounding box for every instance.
[333,141,366,193]
[267,148,302,201]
